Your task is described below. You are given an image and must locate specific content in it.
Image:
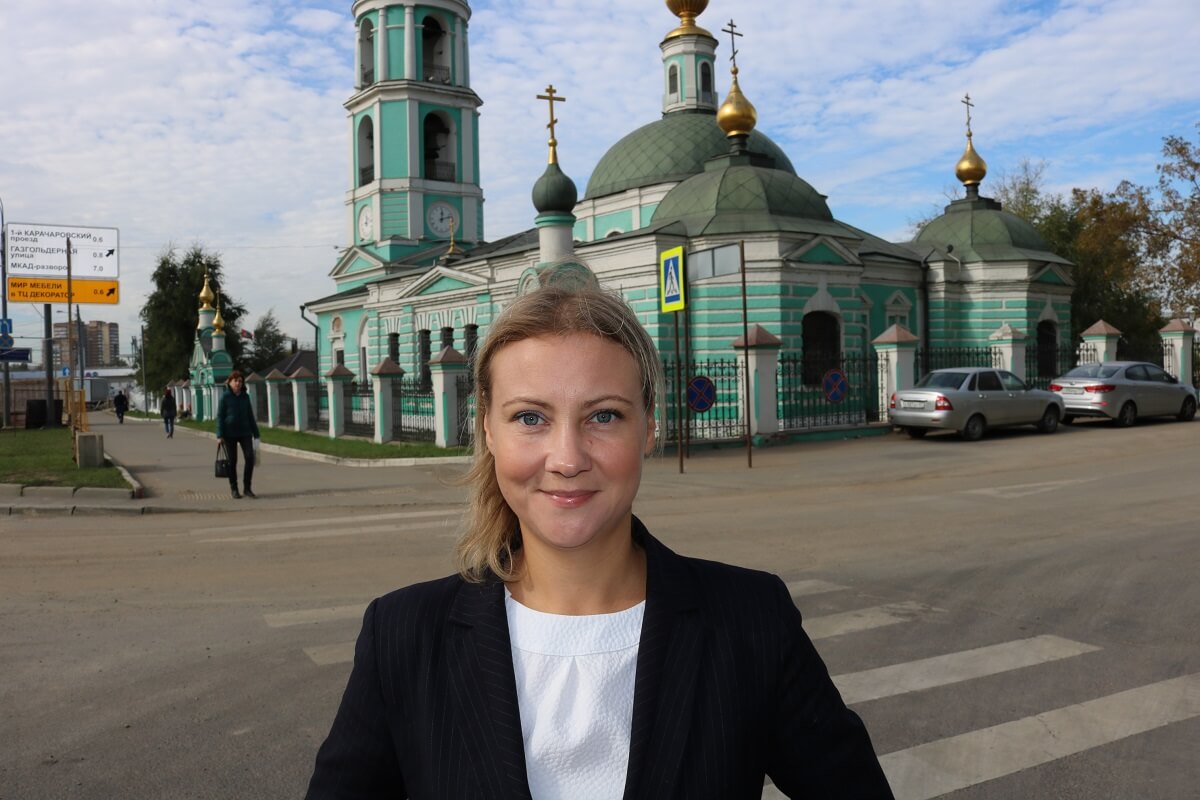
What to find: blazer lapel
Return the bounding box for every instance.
[447,579,533,800]
[623,520,705,799]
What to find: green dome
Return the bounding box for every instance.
[913,196,1066,263]
[532,161,578,214]
[650,163,832,235]
[584,112,796,199]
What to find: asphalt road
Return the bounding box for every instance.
[2,417,1198,799]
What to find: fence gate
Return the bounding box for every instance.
[344,382,374,437]
[777,351,883,430]
[392,378,435,442]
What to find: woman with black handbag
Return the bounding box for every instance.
[216,370,260,499]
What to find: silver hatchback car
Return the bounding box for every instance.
[1049,361,1197,426]
[889,367,1065,441]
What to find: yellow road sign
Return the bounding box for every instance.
[6,277,120,305]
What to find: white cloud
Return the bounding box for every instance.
[1,0,1197,365]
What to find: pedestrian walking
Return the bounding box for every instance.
[161,388,177,438]
[306,269,893,799]
[215,370,260,500]
[113,390,128,424]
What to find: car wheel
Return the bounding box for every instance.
[1178,395,1197,422]
[1114,401,1137,428]
[1037,406,1060,433]
[960,414,985,441]
[905,427,928,439]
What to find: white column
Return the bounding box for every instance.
[266,381,281,428]
[372,374,394,444]
[291,380,309,432]
[378,10,389,82]
[462,23,470,86]
[989,323,1026,378]
[461,109,475,188]
[404,5,416,80]
[454,17,464,86]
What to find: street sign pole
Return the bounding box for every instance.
[0,196,9,427]
[43,303,54,427]
[66,237,75,429]
[740,240,752,469]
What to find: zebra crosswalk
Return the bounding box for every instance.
[267,571,1199,799]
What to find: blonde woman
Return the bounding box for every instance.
[307,276,892,799]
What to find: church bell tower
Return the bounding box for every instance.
[346,0,484,262]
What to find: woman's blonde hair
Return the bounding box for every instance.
[455,274,662,582]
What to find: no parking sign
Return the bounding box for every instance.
[822,368,849,403]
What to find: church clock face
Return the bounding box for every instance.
[357,205,373,242]
[426,201,458,238]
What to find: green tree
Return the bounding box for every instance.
[136,246,246,394]
[245,309,291,374]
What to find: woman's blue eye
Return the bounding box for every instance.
[517,412,541,426]
[593,410,616,423]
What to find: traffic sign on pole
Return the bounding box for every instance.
[659,246,686,313]
[4,222,120,278]
[0,348,32,363]
[6,277,120,304]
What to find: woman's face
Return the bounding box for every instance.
[483,333,655,559]
[228,377,244,393]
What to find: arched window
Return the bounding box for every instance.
[387,332,399,362]
[358,20,375,86]
[699,62,713,102]
[357,116,374,186]
[422,16,450,83]
[668,65,679,97]
[418,329,432,390]
[801,312,840,386]
[423,113,455,182]
[1037,320,1058,378]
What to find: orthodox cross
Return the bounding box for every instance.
[962,93,975,137]
[536,85,566,162]
[447,215,457,255]
[722,19,743,70]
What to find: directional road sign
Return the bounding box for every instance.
[4,222,120,279]
[0,333,12,348]
[6,277,120,305]
[0,348,33,363]
[0,319,11,335]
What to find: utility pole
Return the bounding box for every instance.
[140,325,147,411]
[0,195,9,428]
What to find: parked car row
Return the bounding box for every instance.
[889,362,1196,441]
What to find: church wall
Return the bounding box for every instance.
[386,12,405,78]
[595,210,634,239]
[640,205,658,228]
[380,194,410,238]
[380,101,410,178]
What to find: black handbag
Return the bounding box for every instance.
[215,443,231,479]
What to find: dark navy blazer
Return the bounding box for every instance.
[306,518,894,799]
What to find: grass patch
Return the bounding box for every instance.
[178,419,469,459]
[0,428,132,488]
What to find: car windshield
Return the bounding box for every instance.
[915,371,968,389]
[1064,364,1123,379]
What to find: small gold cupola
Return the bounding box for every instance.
[664,0,713,39]
[716,20,757,150]
[198,271,215,311]
[212,297,225,334]
[955,93,988,192]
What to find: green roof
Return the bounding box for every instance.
[914,196,1070,264]
[584,112,796,199]
[650,160,833,236]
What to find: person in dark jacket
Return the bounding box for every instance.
[216,370,260,499]
[113,390,128,423]
[161,388,177,438]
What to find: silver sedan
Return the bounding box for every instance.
[1049,361,1197,426]
[889,367,1065,441]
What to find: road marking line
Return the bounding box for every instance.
[264,604,366,628]
[200,521,456,543]
[785,579,848,597]
[963,478,1090,499]
[304,642,357,666]
[187,508,460,535]
[832,635,1101,705]
[879,672,1200,800]
[804,601,941,641]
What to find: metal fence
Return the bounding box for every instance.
[277,385,295,428]
[660,358,745,444]
[915,347,1002,381]
[1025,341,1098,390]
[456,373,475,447]
[392,378,436,442]
[1115,339,1169,368]
[251,385,268,423]
[3,383,67,428]
[344,381,375,437]
[304,382,328,432]
[778,351,885,430]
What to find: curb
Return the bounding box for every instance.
[105,451,145,499]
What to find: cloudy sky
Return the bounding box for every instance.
[2,0,1197,364]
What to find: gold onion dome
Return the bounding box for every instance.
[717,67,757,138]
[664,0,713,39]
[212,301,225,334]
[198,273,215,310]
[956,134,988,187]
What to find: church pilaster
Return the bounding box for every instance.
[404,5,416,80]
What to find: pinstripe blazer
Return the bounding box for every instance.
[306,518,894,799]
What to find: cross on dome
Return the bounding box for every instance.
[536,85,566,164]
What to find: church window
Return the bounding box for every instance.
[360,345,369,382]
[1036,320,1058,378]
[423,113,456,182]
[801,311,840,386]
[358,19,376,86]
[335,349,345,366]
[418,329,432,390]
[357,116,375,186]
[441,326,454,351]
[387,333,399,362]
[668,65,679,98]
[699,62,713,103]
[422,16,451,84]
[464,324,478,364]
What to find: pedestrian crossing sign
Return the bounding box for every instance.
[659,247,685,313]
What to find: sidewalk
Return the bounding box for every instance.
[6,412,471,516]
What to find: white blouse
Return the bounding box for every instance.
[505,590,646,800]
